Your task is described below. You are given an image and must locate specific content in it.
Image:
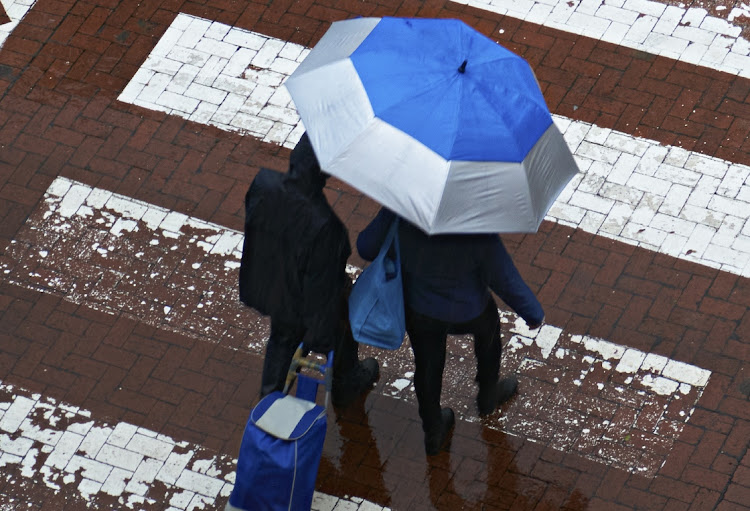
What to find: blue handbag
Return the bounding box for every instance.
[348,218,406,350]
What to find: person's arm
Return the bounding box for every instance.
[356,208,396,261]
[301,225,350,352]
[486,237,545,328]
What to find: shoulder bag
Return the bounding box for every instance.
[348,218,406,350]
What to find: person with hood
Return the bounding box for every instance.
[239,133,379,407]
[357,208,544,455]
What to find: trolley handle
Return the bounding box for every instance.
[282,345,334,400]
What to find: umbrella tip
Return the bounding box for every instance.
[458,59,467,73]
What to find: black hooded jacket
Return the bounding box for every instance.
[239,134,351,352]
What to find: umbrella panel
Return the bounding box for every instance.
[350,17,552,162]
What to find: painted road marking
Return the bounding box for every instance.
[0,381,388,511]
[118,14,750,278]
[2,0,749,79]
[0,0,737,506]
[449,0,750,78]
[0,176,712,476]
[0,3,10,26]
[0,0,36,48]
[118,13,306,147]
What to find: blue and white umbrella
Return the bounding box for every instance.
[285,17,579,234]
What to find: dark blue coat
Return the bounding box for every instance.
[357,209,544,325]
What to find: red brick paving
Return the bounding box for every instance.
[1,0,749,510]
[0,4,10,26]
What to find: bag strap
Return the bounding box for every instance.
[377,217,400,259]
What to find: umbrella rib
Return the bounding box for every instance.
[471,78,550,161]
[368,70,457,115]
[285,17,578,233]
[447,63,464,161]
[429,160,456,233]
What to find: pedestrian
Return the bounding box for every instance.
[239,133,379,408]
[357,208,544,455]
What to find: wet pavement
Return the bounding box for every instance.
[1,0,749,510]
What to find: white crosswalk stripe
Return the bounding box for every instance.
[118,13,750,277]
[1,2,748,509]
[0,0,36,48]
[0,380,387,510]
[450,0,750,77]
[1,176,713,485]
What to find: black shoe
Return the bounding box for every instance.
[477,376,518,416]
[424,408,455,456]
[331,358,379,408]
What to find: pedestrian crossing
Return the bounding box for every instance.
[0,175,713,485]
[0,0,35,48]
[117,13,750,278]
[451,0,750,77]
[1,0,749,509]
[0,379,385,510]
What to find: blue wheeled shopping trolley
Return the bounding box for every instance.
[225,345,333,511]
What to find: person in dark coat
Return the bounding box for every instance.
[357,208,544,455]
[239,133,379,407]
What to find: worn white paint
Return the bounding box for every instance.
[0,0,739,500]
[117,14,750,278]
[0,382,388,510]
[0,176,714,477]
[0,0,36,49]
[449,0,750,78]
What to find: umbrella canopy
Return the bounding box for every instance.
[285,16,579,234]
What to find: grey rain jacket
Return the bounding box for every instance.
[238,134,351,352]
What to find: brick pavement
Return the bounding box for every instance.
[1,176,716,482]
[112,13,750,277]
[0,0,749,510]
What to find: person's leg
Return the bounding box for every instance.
[331,281,379,407]
[456,298,517,415]
[331,320,379,407]
[260,320,304,397]
[406,307,454,453]
[333,283,361,377]
[467,298,503,387]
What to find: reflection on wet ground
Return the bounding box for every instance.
[319,382,596,510]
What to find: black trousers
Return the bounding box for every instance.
[406,297,502,433]
[260,286,360,397]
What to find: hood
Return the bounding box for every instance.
[286,132,327,194]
